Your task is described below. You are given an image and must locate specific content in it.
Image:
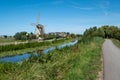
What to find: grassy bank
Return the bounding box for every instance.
[111,39,120,48]
[0,38,72,57]
[0,39,68,52]
[0,37,15,43]
[0,37,104,80]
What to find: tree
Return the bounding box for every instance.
[70,33,76,38]
[83,25,120,41]
[3,35,7,38]
[28,32,36,40]
[14,31,27,40]
[14,32,21,40]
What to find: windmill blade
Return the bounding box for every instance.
[31,23,36,26]
[43,24,46,33]
[41,25,45,38]
[44,24,47,27]
[34,27,37,35]
[36,12,40,25]
[43,27,45,35]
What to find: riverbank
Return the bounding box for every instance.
[0,37,104,80]
[0,38,72,57]
[111,39,120,48]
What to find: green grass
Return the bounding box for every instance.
[0,46,46,57]
[0,38,72,57]
[0,39,66,52]
[111,39,120,48]
[0,37,15,43]
[64,37,104,80]
[0,37,104,80]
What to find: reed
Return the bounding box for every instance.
[0,37,104,80]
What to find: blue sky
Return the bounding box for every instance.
[0,0,120,35]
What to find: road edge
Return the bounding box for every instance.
[96,45,104,80]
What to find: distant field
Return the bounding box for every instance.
[0,37,15,43]
[0,37,27,46]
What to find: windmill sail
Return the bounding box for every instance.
[31,12,44,40]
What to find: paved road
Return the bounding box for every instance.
[102,39,120,80]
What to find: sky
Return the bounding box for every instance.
[0,0,120,35]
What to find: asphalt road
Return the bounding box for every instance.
[102,39,120,80]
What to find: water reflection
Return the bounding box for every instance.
[0,40,78,63]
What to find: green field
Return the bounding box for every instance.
[0,38,72,57]
[0,37,104,80]
[0,37,15,43]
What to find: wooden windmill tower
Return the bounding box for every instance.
[32,13,44,40]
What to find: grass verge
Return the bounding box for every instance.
[0,37,104,80]
[0,38,72,57]
[111,39,120,48]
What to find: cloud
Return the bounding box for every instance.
[69,1,80,6]
[95,0,110,16]
[71,5,93,10]
[52,1,64,5]
[68,1,94,11]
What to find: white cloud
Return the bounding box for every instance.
[68,1,94,11]
[52,1,64,5]
[111,13,120,17]
[69,1,80,6]
[95,0,110,16]
[71,5,93,10]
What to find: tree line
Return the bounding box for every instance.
[14,32,36,40]
[83,25,120,41]
[13,32,79,40]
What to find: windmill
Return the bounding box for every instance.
[32,13,44,40]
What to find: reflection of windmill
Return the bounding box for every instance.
[32,13,44,40]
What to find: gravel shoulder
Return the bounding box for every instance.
[102,39,120,80]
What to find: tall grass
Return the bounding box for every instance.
[0,37,104,80]
[0,38,71,57]
[0,39,68,52]
[64,37,104,80]
[111,39,120,48]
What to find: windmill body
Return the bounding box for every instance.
[32,13,45,41]
[36,24,44,39]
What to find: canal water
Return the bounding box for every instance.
[0,40,78,63]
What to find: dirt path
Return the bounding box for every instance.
[102,39,120,80]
